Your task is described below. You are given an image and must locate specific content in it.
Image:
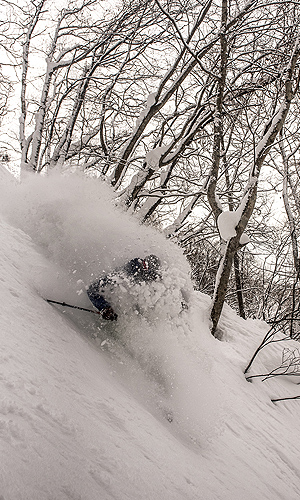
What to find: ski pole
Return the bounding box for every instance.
[45,298,101,315]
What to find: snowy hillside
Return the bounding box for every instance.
[1,168,300,500]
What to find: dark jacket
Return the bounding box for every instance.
[87,255,161,314]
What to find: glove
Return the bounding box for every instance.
[102,306,118,321]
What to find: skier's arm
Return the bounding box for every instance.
[87,280,112,312]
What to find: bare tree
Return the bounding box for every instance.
[4,0,172,173]
[3,0,300,339]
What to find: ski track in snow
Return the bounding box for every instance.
[1,169,300,499]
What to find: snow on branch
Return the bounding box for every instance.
[145,145,169,170]
[217,210,249,245]
[253,35,300,172]
[135,93,157,130]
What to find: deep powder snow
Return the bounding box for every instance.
[1,167,300,500]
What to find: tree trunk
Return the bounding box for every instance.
[211,236,239,336]
[234,252,246,319]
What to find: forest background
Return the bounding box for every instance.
[1,0,300,337]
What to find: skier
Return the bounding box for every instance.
[87,254,161,321]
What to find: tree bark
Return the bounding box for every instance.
[234,252,246,319]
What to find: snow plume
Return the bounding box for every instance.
[98,272,226,444]
[0,170,184,281]
[0,169,227,443]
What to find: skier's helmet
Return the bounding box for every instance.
[144,254,161,280]
[125,258,144,278]
[125,255,161,281]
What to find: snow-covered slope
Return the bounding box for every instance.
[1,168,300,500]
